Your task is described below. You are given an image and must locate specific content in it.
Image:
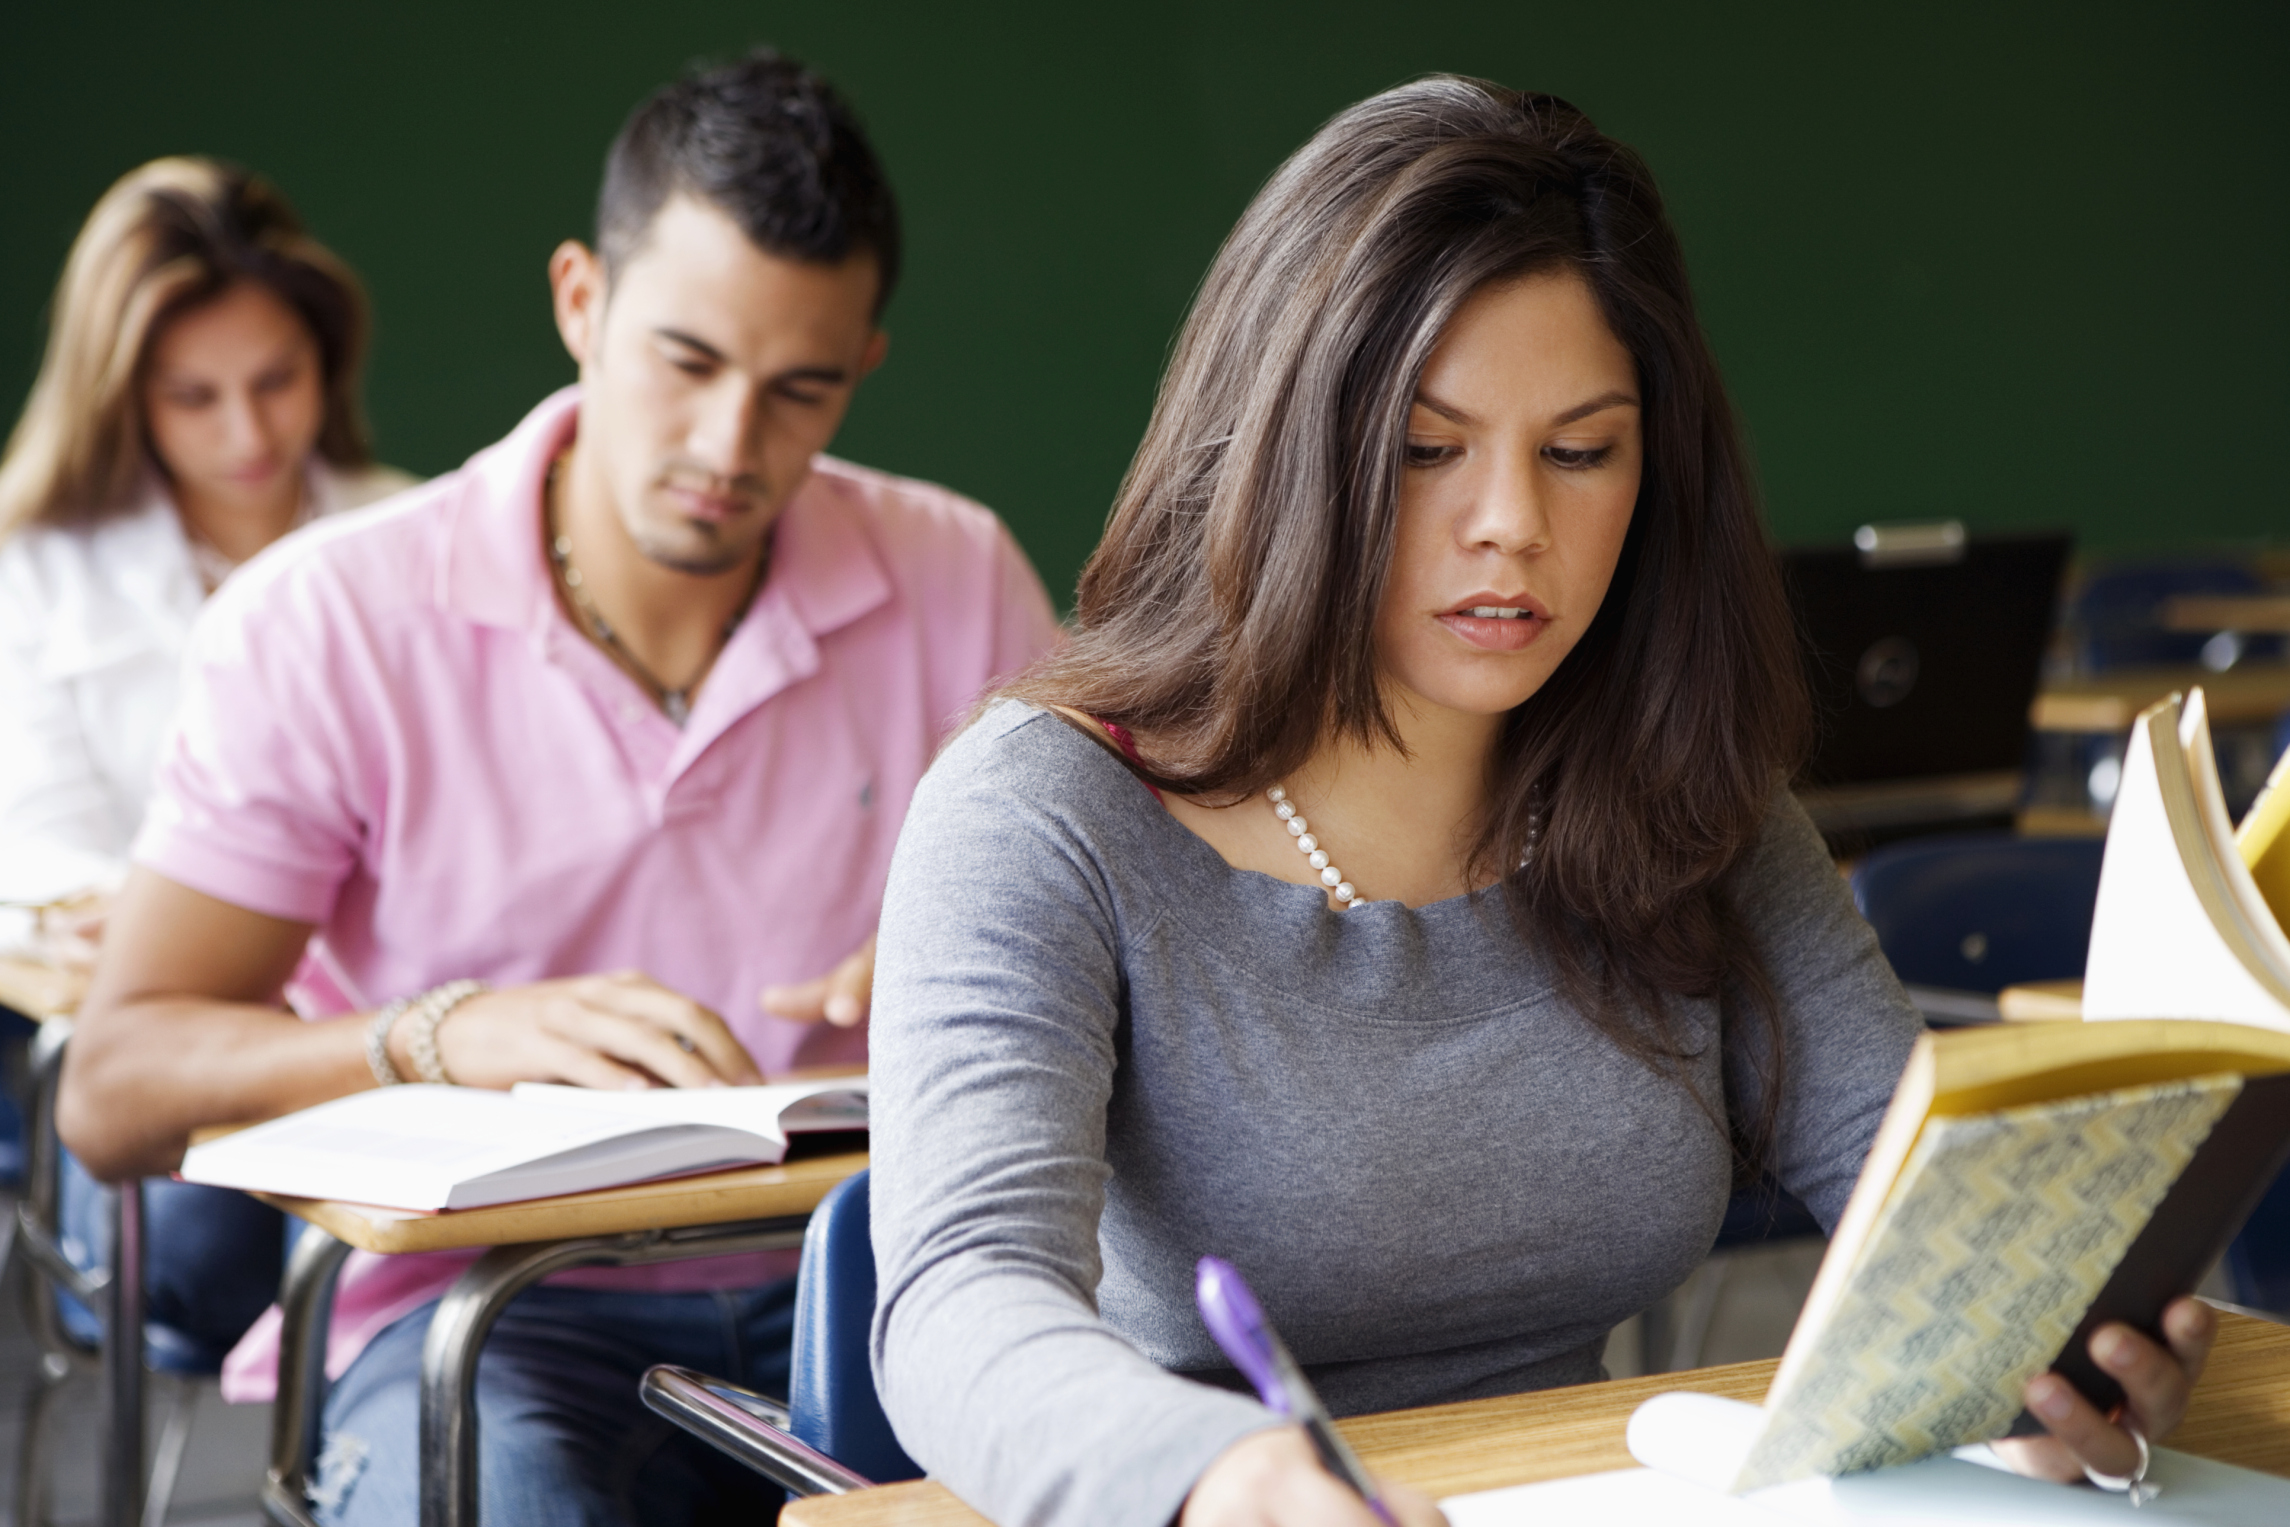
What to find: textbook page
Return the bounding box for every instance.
[2180,692,2290,993]
[178,1084,789,1211]
[2083,695,2290,1027]
[2238,739,2290,924]
[509,1078,869,1139]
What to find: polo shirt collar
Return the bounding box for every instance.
[436,385,896,731]
[437,386,577,635]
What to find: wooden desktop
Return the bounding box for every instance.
[781,1307,2290,1525]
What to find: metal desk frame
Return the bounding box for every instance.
[7,1014,159,1527]
[260,1215,810,1527]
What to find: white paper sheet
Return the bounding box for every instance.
[1441,1393,2290,1526]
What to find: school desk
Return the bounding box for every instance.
[2162,596,2290,636]
[254,1147,870,1527]
[2032,663,2290,734]
[778,1306,2290,1526]
[1997,978,2086,1021]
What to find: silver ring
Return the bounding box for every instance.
[2083,1423,2159,1507]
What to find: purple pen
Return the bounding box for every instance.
[1196,1255,1397,1525]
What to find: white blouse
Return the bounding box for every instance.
[0,462,415,933]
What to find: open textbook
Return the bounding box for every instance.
[1710,690,2290,1491]
[1440,1391,2290,1525]
[2083,688,2290,1026]
[178,1077,867,1212]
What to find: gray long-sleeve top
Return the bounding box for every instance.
[870,703,1920,1527]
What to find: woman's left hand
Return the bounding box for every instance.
[34,890,110,974]
[1991,1297,2213,1486]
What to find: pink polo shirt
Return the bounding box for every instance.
[133,387,1059,1399]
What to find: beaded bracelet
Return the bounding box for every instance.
[404,979,488,1086]
[363,997,415,1087]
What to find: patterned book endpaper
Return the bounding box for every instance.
[1732,1073,2241,1492]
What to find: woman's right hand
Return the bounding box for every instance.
[1182,1427,1448,1527]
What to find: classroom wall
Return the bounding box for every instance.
[5,2,2284,605]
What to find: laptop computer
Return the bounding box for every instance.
[1780,524,2071,843]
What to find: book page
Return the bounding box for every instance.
[508,1077,868,1139]
[1440,1450,2288,1525]
[2084,699,2290,1026]
[179,1085,676,1209]
[2181,692,2290,993]
[2237,740,2290,927]
[1731,1073,2240,1491]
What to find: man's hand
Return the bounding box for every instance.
[59,868,770,1181]
[1991,1297,2214,1486]
[1182,1427,1446,1527]
[421,970,762,1091]
[758,934,875,1028]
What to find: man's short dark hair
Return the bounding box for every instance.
[597,49,901,315]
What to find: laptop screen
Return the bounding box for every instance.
[1780,531,2070,789]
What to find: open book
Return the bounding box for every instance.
[1723,691,2290,1490]
[179,1077,867,1212]
[2082,688,2290,1026]
[2239,729,2290,927]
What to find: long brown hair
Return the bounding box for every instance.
[0,157,373,541]
[1006,78,1811,1162]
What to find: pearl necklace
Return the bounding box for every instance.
[1267,785,1360,909]
[1267,784,1547,912]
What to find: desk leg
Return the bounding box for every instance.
[264,1228,352,1527]
[417,1220,808,1527]
[418,1240,598,1527]
[99,1179,144,1527]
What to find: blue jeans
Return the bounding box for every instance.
[58,1151,286,1371]
[313,1280,796,1527]
[0,1005,34,1184]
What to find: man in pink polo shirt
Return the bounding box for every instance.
[59,51,1057,1525]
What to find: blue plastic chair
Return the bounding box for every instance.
[641,1169,921,1496]
[1850,831,2106,994]
[2071,560,2281,673]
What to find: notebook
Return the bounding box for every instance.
[178,1077,867,1212]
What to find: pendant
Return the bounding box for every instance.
[663,690,691,727]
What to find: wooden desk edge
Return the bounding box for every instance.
[782,1309,2290,1526]
[255,1150,868,1254]
[1996,978,2086,1022]
[0,954,85,1022]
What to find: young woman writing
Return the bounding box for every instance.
[866,79,2212,1527]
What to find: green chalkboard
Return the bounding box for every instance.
[4,2,2284,606]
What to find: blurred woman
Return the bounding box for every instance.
[0,156,412,972]
[0,158,411,1368]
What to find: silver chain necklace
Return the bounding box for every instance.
[543,457,762,727]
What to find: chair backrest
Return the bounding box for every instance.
[789,1169,921,1484]
[1850,832,2106,993]
[2072,560,2279,672]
